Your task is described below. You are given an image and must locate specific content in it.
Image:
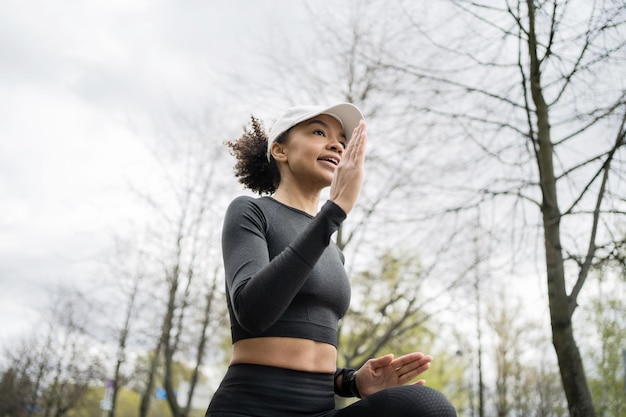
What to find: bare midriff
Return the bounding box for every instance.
[230,337,337,373]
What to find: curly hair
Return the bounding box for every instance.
[225,115,287,195]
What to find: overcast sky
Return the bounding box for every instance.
[0,0,320,341]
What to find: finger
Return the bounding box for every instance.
[367,353,394,369]
[394,356,432,383]
[396,358,431,376]
[353,120,367,161]
[390,352,429,369]
[351,120,365,144]
[345,120,366,162]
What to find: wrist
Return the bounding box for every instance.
[346,369,362,398]
[334,368,361,398]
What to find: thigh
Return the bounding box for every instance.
[328,385,457,417]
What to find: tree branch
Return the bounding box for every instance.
[569,109,626,311]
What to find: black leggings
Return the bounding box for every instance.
[205,364,457,417]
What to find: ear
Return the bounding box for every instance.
[270,142,288,162]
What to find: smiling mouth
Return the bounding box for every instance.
[318,157,339,166]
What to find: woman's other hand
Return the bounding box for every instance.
[355,352,433,398]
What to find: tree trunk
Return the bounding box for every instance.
[163,265,182,417]
[184,277,218,414]
[109,279,138,417]
[474,270,485,417]
[525,1,595,416]
[139,339,162,417]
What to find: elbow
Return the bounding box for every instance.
[237,316,271,335]
[232,296,275,334]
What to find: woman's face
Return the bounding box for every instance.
[273,114,347,189]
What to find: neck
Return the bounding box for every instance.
[272,184,322,216]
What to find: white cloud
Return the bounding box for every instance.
[0,0,320,343]
[0,0,273,344]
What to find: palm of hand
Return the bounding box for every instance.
[356,352,432,398]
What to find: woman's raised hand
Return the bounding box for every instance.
[329,120,367,214]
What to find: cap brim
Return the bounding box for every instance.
[318,103,363,142]
[267,102,364,160]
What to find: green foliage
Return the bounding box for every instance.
[108,389,142,417]
[423,350,468,410]
[0,345,205,417]
[0,367,32,417]
[484,288,568,416]
[130,351,205,395]
[66,386,102,417]
[64,385,175,417]
[0,312,106,417]
[338,250,466,408]
[339,251,430,365]
[581,288,626,417]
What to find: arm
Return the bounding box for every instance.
[222,197,346,334]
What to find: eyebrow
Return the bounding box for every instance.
[306,119,347,139]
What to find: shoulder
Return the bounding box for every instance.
[227,195,274,213]
[226,195,259,217]
[227,195,258,209]
[225,195,277,225]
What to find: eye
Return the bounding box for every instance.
[313,129,326,137]
[339,141,347,149]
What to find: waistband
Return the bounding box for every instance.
[206,363,335,417]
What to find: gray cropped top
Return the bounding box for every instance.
[222,196,351,347]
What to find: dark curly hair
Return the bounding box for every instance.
[225,115,288,195]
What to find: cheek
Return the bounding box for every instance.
[295,144,321,161]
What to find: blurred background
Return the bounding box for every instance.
[1,1,624,416]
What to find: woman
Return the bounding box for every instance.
[205,103,457,417]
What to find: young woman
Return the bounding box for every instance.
[205,103,457,417]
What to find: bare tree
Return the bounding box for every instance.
[1,291,105,417]
[127,109,231,417]
[233,1,625,415]
[362,1,626,415]
[101,239,148,417]
[485,288,568,416]
[137,344,162,417]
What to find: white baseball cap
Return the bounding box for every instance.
[267,103,364,161]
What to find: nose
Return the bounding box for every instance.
[327,134,345,153]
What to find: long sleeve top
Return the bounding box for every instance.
[222,196,351,347]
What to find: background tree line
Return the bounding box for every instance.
[1,1,625,417]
